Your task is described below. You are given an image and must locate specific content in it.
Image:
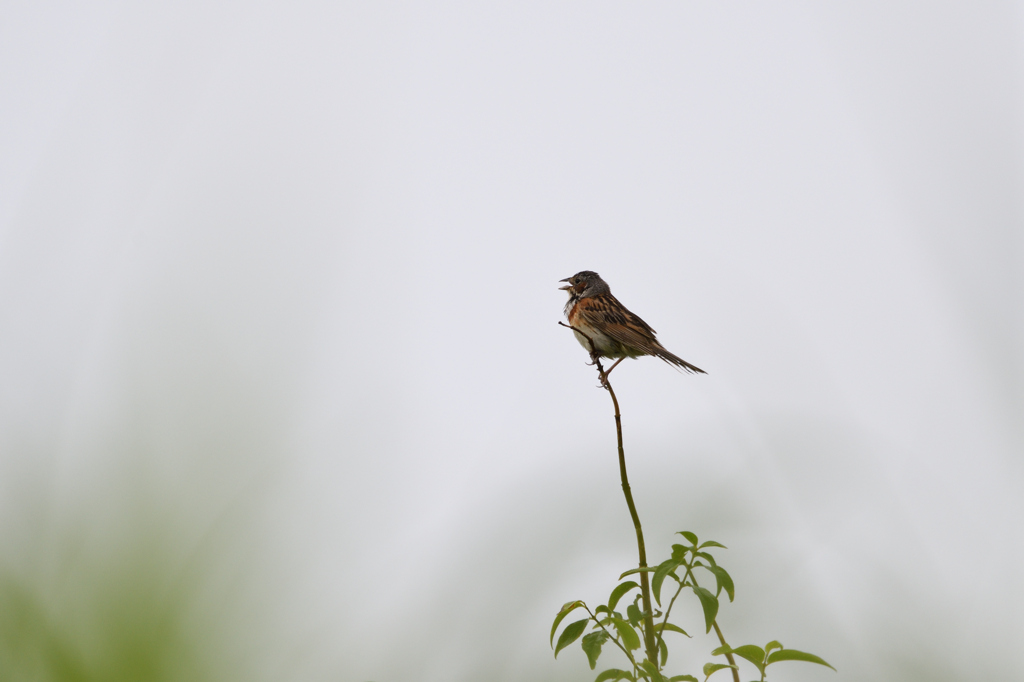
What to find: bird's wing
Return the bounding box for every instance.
[576,295,663,356]
[578,295,706,374]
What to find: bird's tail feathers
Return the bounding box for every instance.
[656,349,706,375]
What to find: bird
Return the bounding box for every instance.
[560,270,705,378]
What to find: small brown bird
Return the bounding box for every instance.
[560,270,705,376]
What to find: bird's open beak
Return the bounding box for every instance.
[559,277,572,291]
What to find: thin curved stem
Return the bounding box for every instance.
[560,322,659,667]
[684,566,740,682]
[560,321,738,681]
[711,620,739,682]
[583,604,637,670]
[604,378,659,665]
[657,574,687,653]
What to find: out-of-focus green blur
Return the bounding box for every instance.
[0,480,254,682]
[1,530,217,682]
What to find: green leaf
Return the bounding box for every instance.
[659,636,669,667]
[618,567,656,580]
[678,531,699,546]
[668,676,699,682]
[626,602,643,627]
[611,617,642,651]
[608,581,639,612]
[639,659,658,673]
[656,621,690,638]
[692,586,719,633]
[706,565,735,602]
[702,662,736,679]
[766,648,836,671]
[582,631,610,669]
[595,604,611,616]
[729,645,766,673]
[639,659,666,681]
[698,540,727,550]
[695,552,717,567]
[595,669,635,682]
[670,544,689,562]
[551,601,585,647]
[554,619,589,658]
[652,559,678,606]
[765,640,783,654]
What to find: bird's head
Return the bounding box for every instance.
[559,270,610,298]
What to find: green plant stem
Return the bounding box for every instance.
[560,321,659,668]
[683,566,740,682]
[657,576,687,654]
[584,605,637,670]
[603,377,659,666]
[712,621,740,682]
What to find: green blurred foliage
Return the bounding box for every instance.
[0,515,236,682]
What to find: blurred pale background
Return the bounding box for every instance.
[1,2,1021,681]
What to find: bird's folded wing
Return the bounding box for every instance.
[576,295,706,374]
[575,297,663,357]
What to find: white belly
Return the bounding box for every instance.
[572,324,624,358]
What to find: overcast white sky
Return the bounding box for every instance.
[1,2,1022,681]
